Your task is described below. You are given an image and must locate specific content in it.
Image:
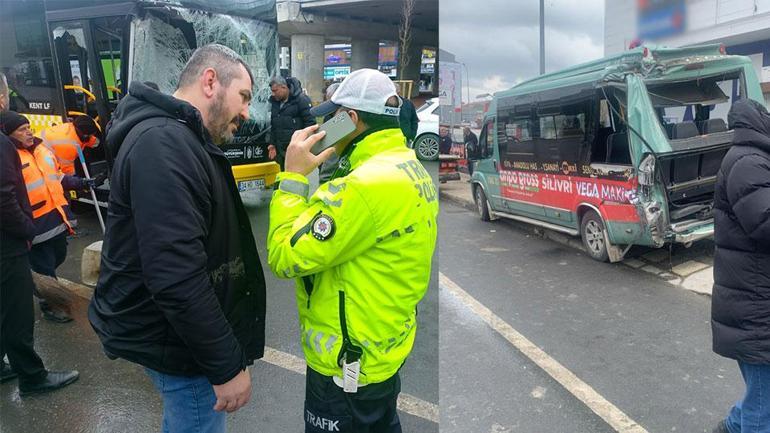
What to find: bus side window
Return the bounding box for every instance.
[1,1,60,122]
[52,24,93,117]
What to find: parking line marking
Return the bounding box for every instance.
[261,347,439,423]
[439,272,649,433]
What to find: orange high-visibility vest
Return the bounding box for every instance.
[40,123,84,176]
[17,144,73,236]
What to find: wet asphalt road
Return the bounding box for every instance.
[438,200,742,433]
[0,162,439,433]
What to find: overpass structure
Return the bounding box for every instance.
[277,0,438,103]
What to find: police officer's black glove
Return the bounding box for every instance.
[80,178,96,191]
[93,171,108,187]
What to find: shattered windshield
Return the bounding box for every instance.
[130,7,278,142]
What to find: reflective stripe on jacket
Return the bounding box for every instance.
[268,128,438,385]
[41,123,83,176]
[17,143,73,244]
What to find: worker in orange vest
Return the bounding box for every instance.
[40,115,101,176]
[0,111,95,323]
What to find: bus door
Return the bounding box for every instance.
[47,10,131,202]
[48,14,129,130]
[497,104,545,218]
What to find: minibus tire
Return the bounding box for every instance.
[475,186,491,221]
[580,210,609,262]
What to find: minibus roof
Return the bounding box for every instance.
[494,44,747,100]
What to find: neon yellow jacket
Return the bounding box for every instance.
[267,128,438,384]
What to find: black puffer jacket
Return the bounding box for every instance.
[269,77,315,153]
[0,131,36,258]
[88,82,266,384]
[712,99,770,363]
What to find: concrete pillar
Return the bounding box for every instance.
[400,42,424,98]
[291,34,325,105]
[351,38,379,71]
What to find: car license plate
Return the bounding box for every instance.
[238,179,265,192]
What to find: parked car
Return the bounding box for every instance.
[412,97,439,161]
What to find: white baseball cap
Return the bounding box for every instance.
[310,68,401,118]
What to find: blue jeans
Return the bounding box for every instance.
[725,361,770,433]
[145,368,226,433]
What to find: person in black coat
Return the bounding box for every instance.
[88,45,267,428]
[711,99,770,433]
[463,127,479,176]
[267,76,316,169]
[397,90,419,143]
[0,72,79,396]
[439,125,452,155]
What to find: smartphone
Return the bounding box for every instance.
[311,111,356,155]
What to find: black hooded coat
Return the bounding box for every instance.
[88,82,266,384]
[712,99,770,364]
[269,77,315,156]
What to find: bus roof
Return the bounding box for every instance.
[494,44,748,100]
[44,0,276,20]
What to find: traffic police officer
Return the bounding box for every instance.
[267,68,438,433]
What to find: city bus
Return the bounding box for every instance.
[0,0,280,208]
[469,44,765,262]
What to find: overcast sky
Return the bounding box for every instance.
[440,0,605,101]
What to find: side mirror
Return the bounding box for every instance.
[638,154,655,186]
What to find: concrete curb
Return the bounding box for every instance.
[439,188,477,213]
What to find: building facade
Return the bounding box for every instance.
[605,0,770,106]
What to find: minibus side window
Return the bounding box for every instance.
[485,119,495,158]
[478,119,495,159]
[477,123,488,158]
[590,97,618,163]
[534,101,586,163]
[499,105,534,162]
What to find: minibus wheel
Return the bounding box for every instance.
[580,210,609,262]
[475,186,491,221]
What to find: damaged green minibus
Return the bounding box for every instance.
[469,44,765,262]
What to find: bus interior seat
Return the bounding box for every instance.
[672,121,699,139]
[606,132,631,165]
[699,118,727,134]
[663,123,675,139]
[591,127,613,163]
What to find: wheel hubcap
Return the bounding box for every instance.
[476,190,484,215]
[418,136,439,159]
[585,221,604,254]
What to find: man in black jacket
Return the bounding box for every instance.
[463,127,479,176]
[88,45,267,433]
[267,76,315,169]
[397,88,419,144]
[0,72,79,396]
[711,99,770,433]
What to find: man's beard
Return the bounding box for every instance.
[208,91,239,145]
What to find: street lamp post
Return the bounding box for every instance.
[540,0,545,75]
[461,62,470,125]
